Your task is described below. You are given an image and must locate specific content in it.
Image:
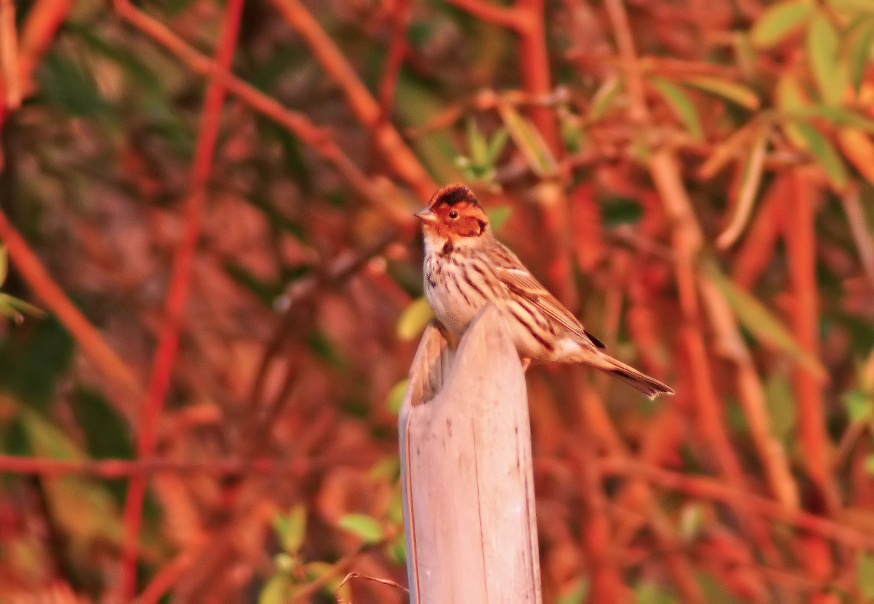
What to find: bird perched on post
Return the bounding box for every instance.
[415,184,673,399]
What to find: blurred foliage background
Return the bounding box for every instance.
[1,0,874,602]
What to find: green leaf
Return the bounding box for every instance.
[467,118,489,165]
[863,551,874,598]
[71,387,133,460]
[273,552,295,572]
[497,103,557,177]
[842,389,873,421]
[307,331,346,369]
[556,579,588,604]
[486,128,510,165]
[0,293,45,319]
[847,18,874,91]
[273,504,307,554]
[36,52,115,120]
[20,408,124,546]
[396,296,435,341]
[259,574,292,604]
[696,572,747,604]
[588,75,623,121]
[649,77,704,141]
[368,456,400,480]
[598,196,643,227]
[634,583,677,604]
[385,379,409,414]
[20,406,83,461]
[69,24,163,95]
[705,266,828,380]
[560,113,586,152]
[800,105,874,132]
[751,1,814,48]
[486,205,512,230]
[764,375,797,442]
[223,261,284,306]
[302,561,350,598]
[680,76,761,110]
[458,124,509,186]
[386,483,404,523]
[337,513,384,543]
[776,73,812,113]
[716,127,768,248]
[733,31,759,79]
[794,121,849,190]
[829,0,874,16]
[837,127,874,184]
[0,317,73,411]
[257,119,313,192]
[678,503,706,542]
[807,12,846,106]
[386,532,407,566]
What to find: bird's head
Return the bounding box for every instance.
[415,184,490,241]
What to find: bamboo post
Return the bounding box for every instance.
[399,303,542,604]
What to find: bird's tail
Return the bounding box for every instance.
[590,353,674,399]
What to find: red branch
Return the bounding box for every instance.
[112,0,411,227]
[377,0,412,117]
[442,0,525,30]
[0,455,286,477]
[784,171,833,501]
[0,0,72,164]
[269,0,437,200]
[598,457,874,551]
[117,0,245,598]
[16,0,73,96]
[515,0,559,153]
[0,0,20,109]
[0,210,142,396]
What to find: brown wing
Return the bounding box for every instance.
[491,243,604,351]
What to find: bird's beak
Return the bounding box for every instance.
[414,207,436,222]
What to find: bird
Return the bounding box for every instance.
[415,183,673,399]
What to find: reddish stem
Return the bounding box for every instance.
[377,0,411,117]
[516,0,559,154]
[0,210,141,396]
[270,0,436,200]
[0,455,288,477]
[783,170,834,505]
[117,0,245,598]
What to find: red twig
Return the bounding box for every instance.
[269,0,436,200]
[0,455,292,477]
[0,210,142,397]
[515,0,559,154]
[377,0,411,118]
[117,0,245,598]
[441,0,525,30]
[0,0,72,165]
[15,0,72,97]
[730,174,785,290]
[0,0,20,110]
[112,0,410,227]
[443,0,559,153]
[569,426,627,601]
[782,170,839,590]
[138,535,210,604]
[783,170,834,504]
[598,457,874,551]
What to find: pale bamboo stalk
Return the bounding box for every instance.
[399,304,542,604]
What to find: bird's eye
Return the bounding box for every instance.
[448,210,458,219]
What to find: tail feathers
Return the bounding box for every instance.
[596,356,674,399]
